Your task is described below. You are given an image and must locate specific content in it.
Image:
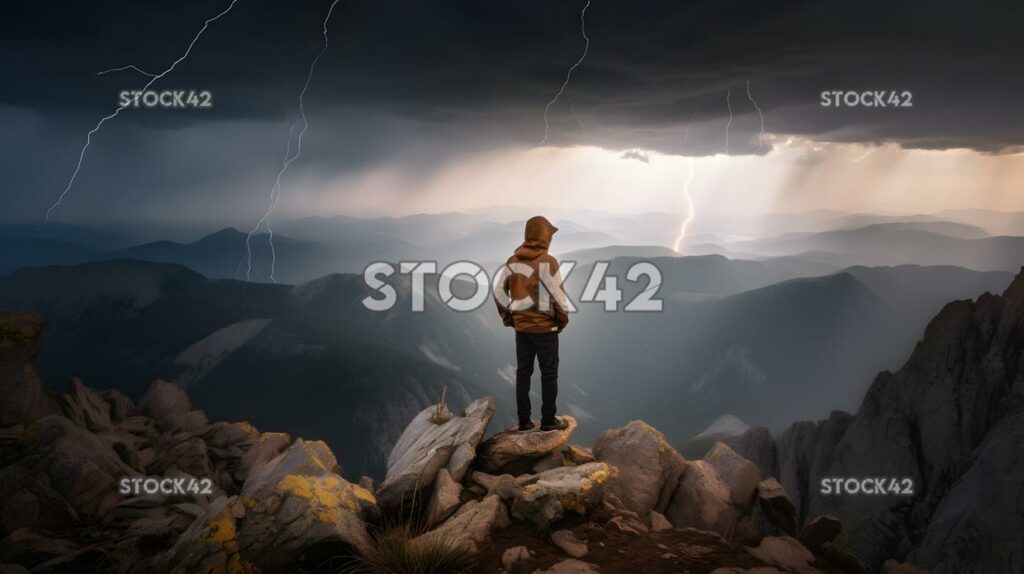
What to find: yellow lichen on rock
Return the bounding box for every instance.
[207,511,237,545]
[352,484,376,505]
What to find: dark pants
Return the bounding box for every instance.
[515,331,559,426]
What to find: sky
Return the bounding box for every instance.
[1,0,1023,228]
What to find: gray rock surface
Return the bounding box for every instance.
[748,536,816,573]
[425,468,462,527]
[665,460,737,537]
[376,397,494,510]
[476,416,578,474]
[704,442,762,506]
[550,529,588,558]
[756,478,797,536]
[415,493,510,553]
[593,421,686,521]
[512,462,616,526]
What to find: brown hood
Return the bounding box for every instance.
[514,216,559,260]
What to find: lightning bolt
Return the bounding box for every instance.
[568,97,584,131]
[746,79,765,153]
[673,159,697,253]
[243,0,341,283]
[540,0,591,145]
[30,0,242,242]
[724,88,733,155]
[96,65,157,78]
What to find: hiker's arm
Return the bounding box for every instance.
[494,268,514,327]
[548,257,570,330]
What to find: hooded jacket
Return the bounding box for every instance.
[495,216,570,333]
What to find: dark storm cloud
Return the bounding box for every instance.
[1,0,1022,221]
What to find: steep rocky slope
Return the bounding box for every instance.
[727,268,1024,572]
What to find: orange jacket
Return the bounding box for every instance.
[495,216,570,333]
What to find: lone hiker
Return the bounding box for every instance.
[494,215,571,432]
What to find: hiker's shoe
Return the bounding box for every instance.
[539,417,569,432]
[518,421,536,432]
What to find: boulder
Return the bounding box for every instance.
[532,443,595,473]
[0,312,54,427]
[593,421,686,521]
[532,558,601,574]
[665,460,737,537]
[99,389,134,421]
[550,530,588,558]
[650,510,673,532]
[424,468,462,527]
[59,378,113,431]
[799,515,842,550]
[723,427,778,481]
[163,496,253,573]
[512,462,616,526]
[415,493,509,553]
[703,442,762,506]
[756,478,798,535]
[137,379,191,421]
[0,464,79,535]
[376,397,494,510]
[476,416,577,474]
[238,439,375,569]
[502,545,531,571]
[235,432,290,483]
[747,536,816,573]
[17,416,132,518]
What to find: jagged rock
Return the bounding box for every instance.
[60,378,113,431]
[550,530,588,558]
[606,515,648,535]
[704,442,762,506]
[137,379,191,421]
[425,468,462,527]
[723,427,778,483]
[476,417,578,474]
[502,545,531,571]
[99,389,134,421]
[0,464,79,535]
[532,443,594,473]
[650,510,673,532]
[206,421,259,449]
[163,496,253,573]
[156,409,209,434]
[511,462,616,526]
[747,536,816,573]
[376,397,494,510]
[0,312,54,427]
[415,493,510,553]
[756,478,797,535]
[665,460,737,537]
[0,528,106,572]
[593,421,686,521]
[17,415,132,518]
[238,438,375,568]
[235,431,290,483]
[532,558,600,574]
[799,515,842,549]
[148,435,214,479]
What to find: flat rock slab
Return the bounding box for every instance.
[477,416,578,473]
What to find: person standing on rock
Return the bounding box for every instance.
[494,215,571,432]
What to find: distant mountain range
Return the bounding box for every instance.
[1,255,1013,476]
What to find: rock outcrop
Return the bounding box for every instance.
[475,416,578,474]
[0,313,55,427]
[375,397,494,510]
[727,268,1024,572]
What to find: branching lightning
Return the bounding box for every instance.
[31,0,242,242]
[746,79,764,153]
[724,88,733,155]
[540,0,591,145]
[243,0,341,283]
[673,159,697,253]
[96,65,157,78]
